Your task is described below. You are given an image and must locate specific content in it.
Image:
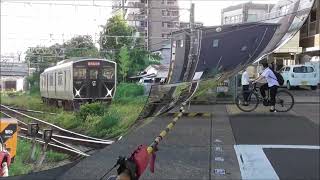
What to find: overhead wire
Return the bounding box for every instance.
[2,0,314,53]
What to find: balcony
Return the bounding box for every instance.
[127,2,146,8]
[126,13,147,21]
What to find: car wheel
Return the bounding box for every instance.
[311,86,317,90]
[286,81,292,90]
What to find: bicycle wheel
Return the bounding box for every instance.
[235,92,259,112]
[275,89,294,112]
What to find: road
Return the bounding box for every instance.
[6,102,319,180]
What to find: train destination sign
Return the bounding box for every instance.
[88,61,100,66]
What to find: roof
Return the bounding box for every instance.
[221,2,274,13]
[43,58,115,73]
[171,22,279,35]
[0,62,28,76]
[148,64,169,71]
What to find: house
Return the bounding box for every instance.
[0,62,29,91]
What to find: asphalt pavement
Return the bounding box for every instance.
[5,101,319,180]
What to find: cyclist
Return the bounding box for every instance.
[254,63,279,112]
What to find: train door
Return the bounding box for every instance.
[87,66,101,98]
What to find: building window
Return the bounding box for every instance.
[224,17,228,24]
[162,10,167,16]
[310,10,316,22]
[161,0,165,4]
[167,0,175,5]
[172,11,178,16]
[162,22,166,27]
[213,39,219,48]
[247,14,257,22]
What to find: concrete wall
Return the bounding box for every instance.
[275,32,302,53]
[0,76,26,91]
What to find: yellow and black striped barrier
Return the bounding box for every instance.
[164,112,211,117]
[147,103,187,154]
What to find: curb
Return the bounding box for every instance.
[191,101,320,105]
[164,112,211,117]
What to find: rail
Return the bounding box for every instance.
[0,105,115,158]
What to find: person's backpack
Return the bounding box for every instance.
[271,69,284,86]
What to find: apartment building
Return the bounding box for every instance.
[112,0,180,51]
[299,0,320,63]
[221,2,273,25]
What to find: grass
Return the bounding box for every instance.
[9,139,68,176]
[1,83,147,138]
[0,92,61,113]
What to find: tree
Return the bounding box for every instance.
[118,46,130,82]
[126,48,158,76]
[63,35,99,58]
[99,14,136,62]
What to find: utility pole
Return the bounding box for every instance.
[183,3,195,81]
[146,0,149,51]
[121,0,125,19]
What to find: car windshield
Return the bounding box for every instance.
[293,66,314,73]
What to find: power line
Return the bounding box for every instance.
[1,1,190,10]
[2,1,313,52]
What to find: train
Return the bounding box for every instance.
[40,58,117,109]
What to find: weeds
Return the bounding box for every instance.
[9,139,68,176]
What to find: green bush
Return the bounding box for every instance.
[115,83,144,99]
[55,112,78,129]
[76,102,105,122]
[9,139,68,176]
[88,111,120,137]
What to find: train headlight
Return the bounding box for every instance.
[43,129,53,143]
[28,123,39,137]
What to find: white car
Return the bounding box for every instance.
[280,65,318,90]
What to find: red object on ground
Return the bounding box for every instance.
[0,151,11,177]
[129,145,156,179]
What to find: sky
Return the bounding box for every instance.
[0,0,278,58]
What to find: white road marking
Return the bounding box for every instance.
[234,145,320,180]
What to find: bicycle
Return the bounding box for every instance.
[235,83,295,112]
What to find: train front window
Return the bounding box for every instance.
[102,67,114,80]
[89,69,98,79]
[74,68,86,79]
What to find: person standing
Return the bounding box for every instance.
[241,68,250,106]
[254,63,279,112]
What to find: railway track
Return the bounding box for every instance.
[0,104,114,158]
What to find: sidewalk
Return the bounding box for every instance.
[56,105,241,180]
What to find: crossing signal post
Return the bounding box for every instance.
[34,129,53,171]
[28,123,39,162]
